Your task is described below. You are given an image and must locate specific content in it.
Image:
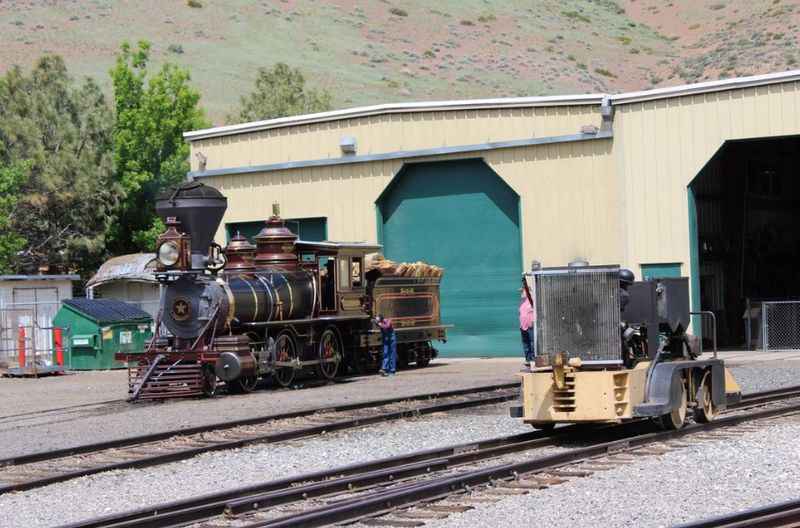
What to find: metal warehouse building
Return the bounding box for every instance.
[184,71,800,356]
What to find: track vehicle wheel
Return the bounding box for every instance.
[656,379,687,430]
[274,331,297,388]
[416,358,430,368]
[202,366,218,397]
[229,375,258,394]
[316,327,342,381]
[530,422,556,432]
[693,371,717,423]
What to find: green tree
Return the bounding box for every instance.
[0,56,117,275]
[108,41,209,254]
[0,161,30,273]
[229,63,332,124]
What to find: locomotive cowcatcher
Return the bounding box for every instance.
[511,264,741,430]
[118,182,448,400]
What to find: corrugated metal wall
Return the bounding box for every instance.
[614,82,800,274]
[192,105,602,172]
[203,137,619,272]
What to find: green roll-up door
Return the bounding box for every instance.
[378,159,521,357]
[226,217,327,242]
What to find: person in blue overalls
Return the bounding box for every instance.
[376,314,397,376]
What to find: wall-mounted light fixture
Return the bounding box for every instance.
[340,136,357,155]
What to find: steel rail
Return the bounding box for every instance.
[242,400,800,528]
[0,383,519,495]
[673,497,800,527]
[58,385,800,528]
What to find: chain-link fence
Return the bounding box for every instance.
[763,301,800,352]
[0,300,63,367]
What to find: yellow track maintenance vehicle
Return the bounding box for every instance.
[511,265,741,430]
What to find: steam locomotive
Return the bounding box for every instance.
[511,265,741,430]
[119,182,448,400]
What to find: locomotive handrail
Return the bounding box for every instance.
[367,324,454,334]
[241,314,371,327]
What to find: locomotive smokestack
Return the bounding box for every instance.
[272,202,280,217]
[156,182,228,269]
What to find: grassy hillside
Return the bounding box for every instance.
[2,0,799,124]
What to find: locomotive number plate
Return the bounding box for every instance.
[399,288,415,294]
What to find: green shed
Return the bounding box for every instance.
[53,299,154,370]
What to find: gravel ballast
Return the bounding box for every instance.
[422,418,800,528]
[0,405,532,528]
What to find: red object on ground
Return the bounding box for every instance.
[17,325,26,368]
[54,327,64,366]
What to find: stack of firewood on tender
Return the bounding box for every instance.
[366,253,444,278]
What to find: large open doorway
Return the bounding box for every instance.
[690,136,800,348]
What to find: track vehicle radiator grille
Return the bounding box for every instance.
[534,266,621,364]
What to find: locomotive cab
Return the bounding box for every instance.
[512,265,741,430]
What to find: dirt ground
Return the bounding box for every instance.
[0,358,522,457]
[2,351,798,459]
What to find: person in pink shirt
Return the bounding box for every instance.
[519,288,535,367]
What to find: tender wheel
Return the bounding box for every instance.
[655,378,687,430]
[693,371,717,423]
[229,375,258,394]
[274,331,297,388]
[201,366,218,397]
[316,327,342,381]
[416,358,430,368]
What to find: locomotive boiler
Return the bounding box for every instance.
[119,182,449,400]
[511,264,741,430]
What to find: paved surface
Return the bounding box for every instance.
[0,358,521,458]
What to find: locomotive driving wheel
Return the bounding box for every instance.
[316,327,342,381]
[273,331,297,388]
[693,371,717,423]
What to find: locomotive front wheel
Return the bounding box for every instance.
[316,328,341,381]
[229,375,259,394]
[274,332,297,388]
[202,366,218,397]
[693,371,717,423]
[655,380,687,430]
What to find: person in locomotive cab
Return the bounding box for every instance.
[376,314,397,377]
[519,288,535,368]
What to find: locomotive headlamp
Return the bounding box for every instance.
[157,241,181,267]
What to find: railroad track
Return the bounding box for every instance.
[59,385,800,528]
[0,383,519,495]
[674,497,800,528]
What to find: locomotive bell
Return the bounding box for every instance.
[156,182,228,270]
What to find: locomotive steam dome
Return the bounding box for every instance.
[254,207,299,269]
[224,232,257,271]
[156,182,228,268]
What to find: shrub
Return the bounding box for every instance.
[167,44,184,54]
[460,19,474,26]
[478,13,496,23]
[595,67,616,78]
[423,49,435,59]
[616,36,632,45]
[187,0,203,7]
[629,48,640,54]
[562,10,591,23]
[389,7,408,17]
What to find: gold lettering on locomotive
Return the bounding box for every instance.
[400,288,415,294]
